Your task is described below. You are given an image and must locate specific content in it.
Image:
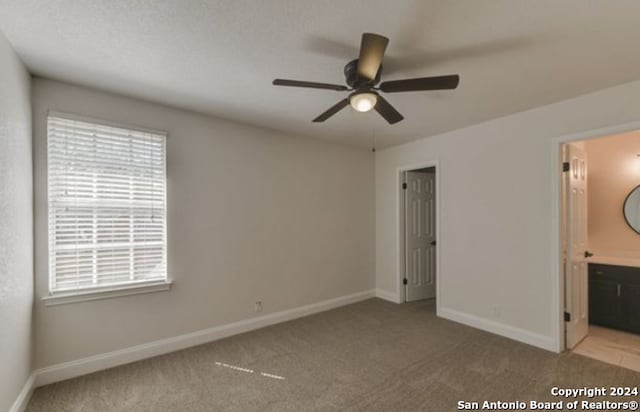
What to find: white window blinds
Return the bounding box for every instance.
[47,114,167,293]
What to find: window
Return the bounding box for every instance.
[47,113,168,299]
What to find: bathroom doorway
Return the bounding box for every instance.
[561,131,640,371]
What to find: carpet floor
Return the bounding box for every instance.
[26,298,640,411]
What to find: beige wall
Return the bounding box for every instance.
[32,78,374,368]
[586,132,640,258]
[376,79,640,351]
[0,30,33,411]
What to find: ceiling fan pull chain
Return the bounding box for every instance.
[371,126,376,153]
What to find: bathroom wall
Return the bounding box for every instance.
[586,131,640,258]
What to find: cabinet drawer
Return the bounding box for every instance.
[588,263,640,282]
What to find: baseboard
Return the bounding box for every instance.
[9,373,35,412]
[375,289,401,303]
[438,307,555,352]
[34,289,374,387]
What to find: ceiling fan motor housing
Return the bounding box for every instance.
[344,59,381,90]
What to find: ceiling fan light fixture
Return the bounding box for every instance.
[350,92,377,112]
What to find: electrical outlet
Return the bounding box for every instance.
[255,301,263,313]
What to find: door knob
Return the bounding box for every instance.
[430,240,436,246]
[584,251,594,258]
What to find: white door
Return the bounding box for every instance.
[405,170,436,302]
[565,144,589,349]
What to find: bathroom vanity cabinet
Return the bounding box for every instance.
[588,263,640,334]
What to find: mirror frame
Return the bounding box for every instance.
[623,184,640,235]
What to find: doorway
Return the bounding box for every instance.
[560,132,640,372]
[400,165,437,303]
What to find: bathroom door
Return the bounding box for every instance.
[565,144,589,349]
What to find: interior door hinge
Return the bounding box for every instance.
[564,311,571,322]
[403,278,408,285]
[402,182,407,190]
[562,162,570,172]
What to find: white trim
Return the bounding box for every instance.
[375,288,401,303]
[33,289,374,387]
[550,121,640,353]
[42,280,173,306]
[438,307,555,352]
[396,160,441,310]
[9,374,35,412]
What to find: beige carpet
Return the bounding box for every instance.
[27,299,640,411]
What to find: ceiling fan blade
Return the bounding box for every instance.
[273,79,348,91]
[374,95,404,124]
[313,98,350,122]
[379,74,459,93]
[357,33,389,81]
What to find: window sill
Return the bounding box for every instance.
[42,280,173,306]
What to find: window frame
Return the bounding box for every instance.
[44,111,171,305]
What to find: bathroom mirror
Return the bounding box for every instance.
[623,185,640,234]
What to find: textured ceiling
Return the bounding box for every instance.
[1,0,639,148]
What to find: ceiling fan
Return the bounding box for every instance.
[273,33,459,125]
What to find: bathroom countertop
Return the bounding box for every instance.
[588,256,640,268]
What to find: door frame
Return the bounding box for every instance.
[551,121,640,352]
[397,160,440,308]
